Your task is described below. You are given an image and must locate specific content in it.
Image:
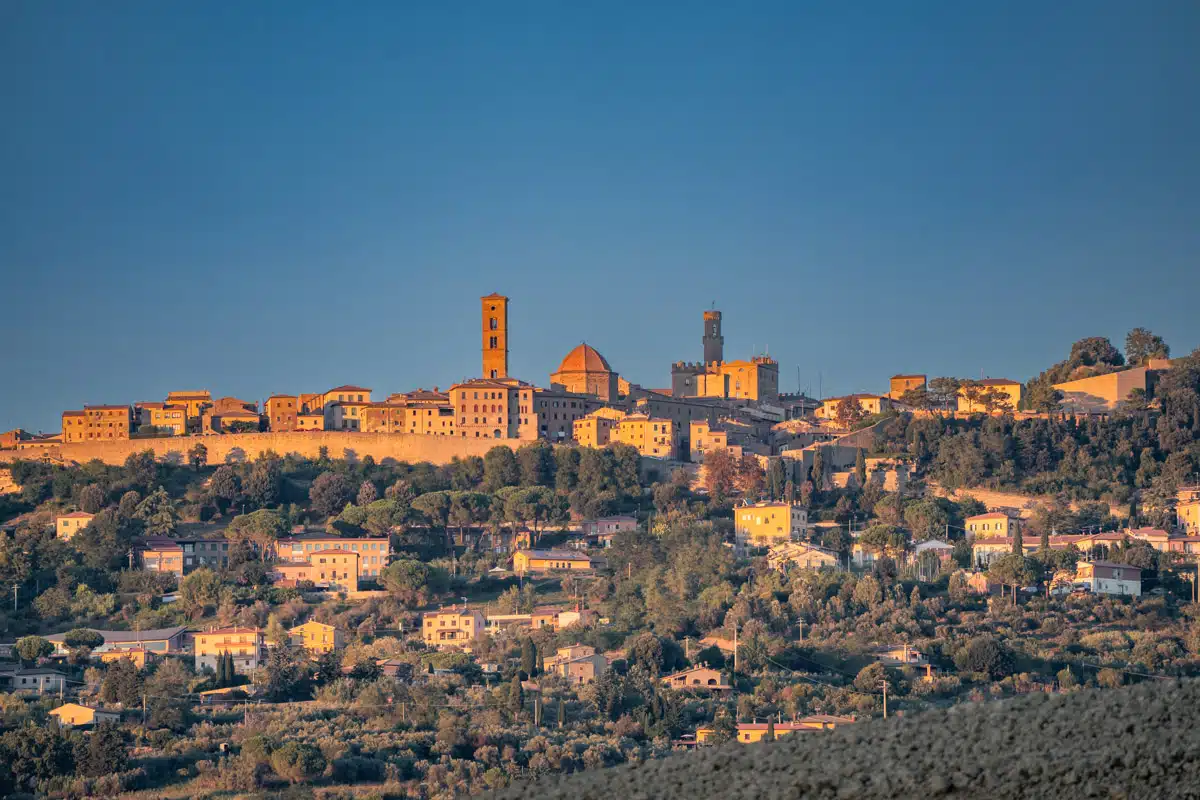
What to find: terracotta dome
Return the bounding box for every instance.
[556,343,613,374]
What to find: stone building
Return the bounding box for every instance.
[482,293,509,380]
[551,343,619,402]
[61,405,133,443]
[265,395,298,431]
[670,308,780,402]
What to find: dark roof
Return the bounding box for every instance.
[47,626,187,644]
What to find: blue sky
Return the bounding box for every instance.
[2,1,1198,432]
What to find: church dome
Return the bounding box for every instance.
[555,343,613,374]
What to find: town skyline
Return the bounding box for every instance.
[4,2,1199,432]
[2,288,1194,433]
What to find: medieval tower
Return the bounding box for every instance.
[703,309,724,364]
[481,293,509,379]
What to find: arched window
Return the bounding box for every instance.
[493,430,502,438]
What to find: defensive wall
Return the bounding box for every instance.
[0,431,516,467]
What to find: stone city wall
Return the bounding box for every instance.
[0,431,517,467]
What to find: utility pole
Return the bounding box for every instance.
[142,693,147,724]
[128,548,135,570]
[881,680,888,720]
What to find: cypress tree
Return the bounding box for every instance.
[1011,521,1024,556]
[765,719,776,742]
[520,638,536,678]
[557,697,565,727]
[508,673,525,713]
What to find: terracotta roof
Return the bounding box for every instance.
[1083,560,1142,572]
[482,293,508,300]
[84,405,130,411]
[967,512,1013,521]
[266,394,297,401]
[308,549,360,556]
[554,343,614,375]
[973,378,1020,386]
[327,385,371,393]
[61,410,85,417]
[826,393,884,402]
[58,511,94,519]
[194,627,262,636]
[890,374,926,380]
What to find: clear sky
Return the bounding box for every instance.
[2,1,1198,432]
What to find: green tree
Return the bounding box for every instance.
[265,613,290,648]
[78,483,105,514]
[257,642,310,702]
[134,487,178,536]
[63,628,103,649]
[508,673,525,713]
[14,636,52,665]
[517,440,557,487]
[309,472,353,518]
[764,719,775,741]
[270,741,326,784]
[117,490,141,519]
[702,448,738,500]
[226,509,286,559]
[100,657,143,706]
[79,723,127,777]
[954,635,1015,679]
[356,480,378,506]
[0,723,76,792]
[483,446,521,492]
[810,448,826,492]
[188,442,208,470]
[836,397,867,427]
[209,466,241,509]
[855,448,867,487]
[245,460,282,508]
[988,553,1040,600]
[1125,327,1170,366]
[145,657,192,729]
[179,567,222,618]
[520,638,537,677]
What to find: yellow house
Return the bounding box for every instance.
[695,715,854,743]
[99,647,152,669]
[815,394,891,421]
[965,512,1020,538]
[513,549,594,574]
[888,374,927,400]
[422,608,486,649]
[1177,487,1200,534]
[271,550,360,591]
[573,410,620,449]
[734,503,808,551]
[49,703,121,727]
[289,620,346,654]
[611,413,678,459]
[957,379,1022,413]
[193,627,266,674]
[56,511,94,540]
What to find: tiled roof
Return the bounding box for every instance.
[327,385,371,393]
[57,511,94,519]
[194,627,262,636]
[518,549,592,561]
[47,626,186,644]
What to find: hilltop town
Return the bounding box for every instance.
[0,295,1198,798]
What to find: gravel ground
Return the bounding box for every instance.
[488,680,1200,800]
